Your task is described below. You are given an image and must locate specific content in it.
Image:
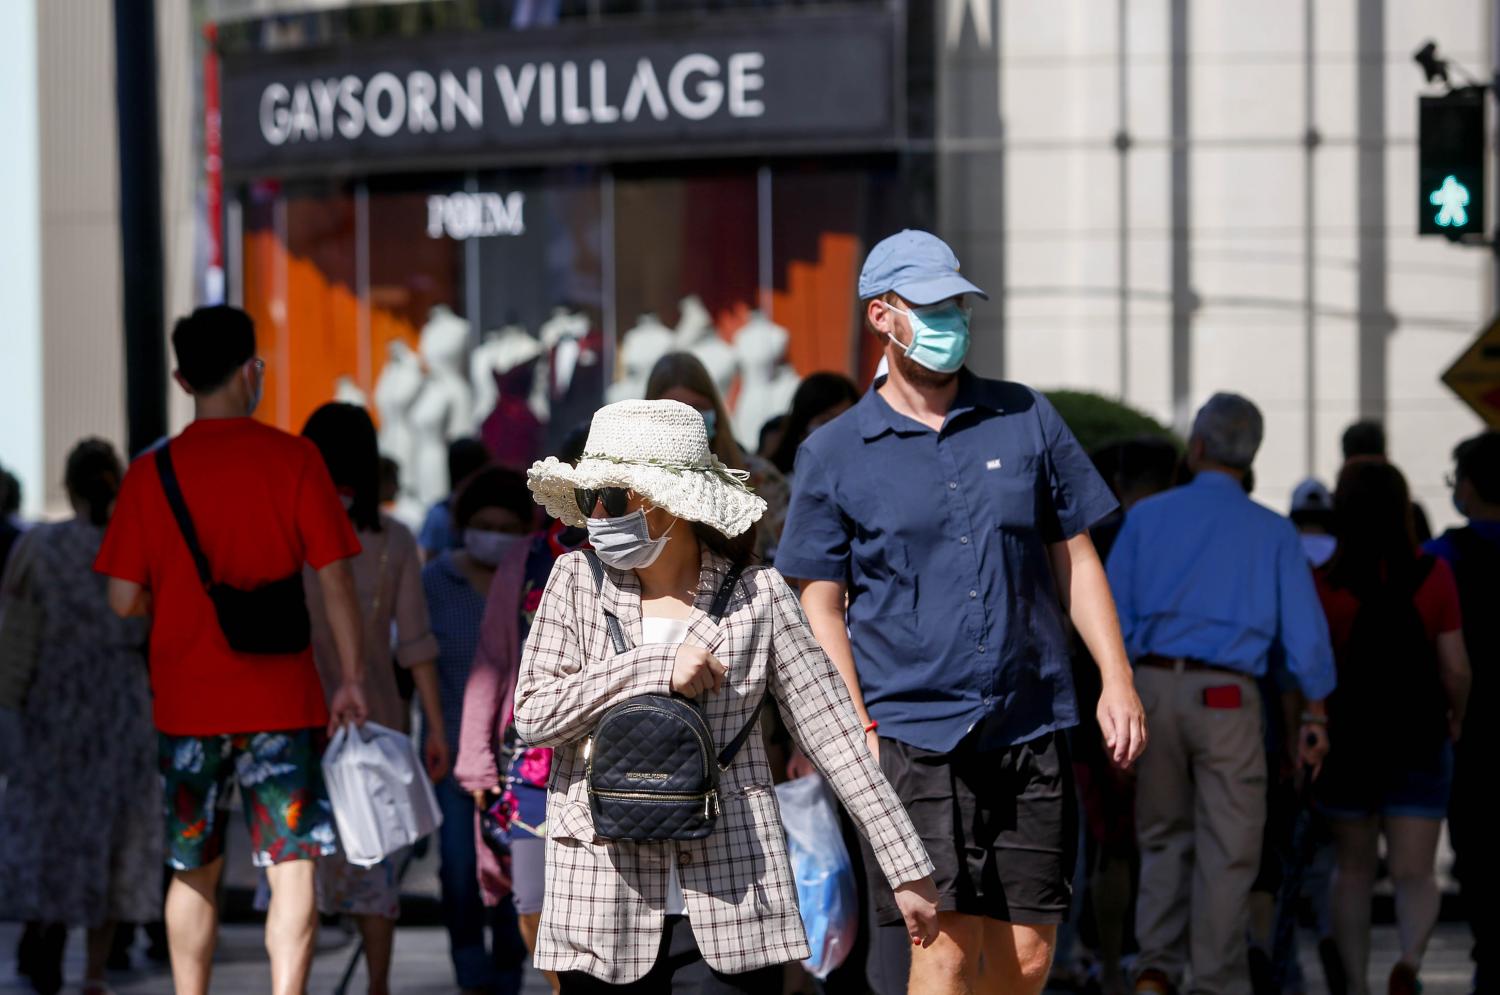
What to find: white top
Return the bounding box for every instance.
[640,615,693,917]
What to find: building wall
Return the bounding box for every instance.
[0,1,41,517]
[945,0,1490,528]
[37,0,126,511]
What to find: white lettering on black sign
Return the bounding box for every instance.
[258,52,766,147]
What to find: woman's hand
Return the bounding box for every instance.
[893,876,941,948]
[671,644,726,698]
[785,748,816,781]
[424,738,450,783]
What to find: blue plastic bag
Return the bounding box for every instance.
[776,774,858,979]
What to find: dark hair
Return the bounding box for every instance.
[1341,420,1387,461]
[644,352,745,471]
[1326,460,1417,592]
[769,373,862,476]
[378,456,401,505]
[557,419,593,466]
[1093,437,1183,504]
[172,305,256,393]
[447,438,491,495]
[452,465,532,531]
[64,438,123,527]
[1454,430,1500,506]
[757,415,786,456]
[0,467,18,516]
[301,403,382,532]
[691,520,757,570]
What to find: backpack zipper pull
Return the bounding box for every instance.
[705,789,719,820]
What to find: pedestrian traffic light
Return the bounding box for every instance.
[1419,89,1485,236]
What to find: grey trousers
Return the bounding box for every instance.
[1133,665,1267,995]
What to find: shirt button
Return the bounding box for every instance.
[959,535,970,545]
[679,851,693,866]
[968,590,977,599]
[948,481,957,490]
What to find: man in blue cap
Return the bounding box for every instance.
[779,230,1147,995]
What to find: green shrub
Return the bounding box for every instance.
[1044,390,1181,455]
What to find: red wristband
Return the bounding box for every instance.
[863,720,879,734]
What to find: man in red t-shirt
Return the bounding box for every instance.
[96,306,368,995]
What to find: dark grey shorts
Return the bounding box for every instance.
[864,730,1077,926]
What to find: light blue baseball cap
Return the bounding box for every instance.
[857,229,989,305]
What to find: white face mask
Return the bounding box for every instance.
[586,508,675,570]
[464,528,525,567]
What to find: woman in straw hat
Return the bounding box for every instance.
[514,399,939,991]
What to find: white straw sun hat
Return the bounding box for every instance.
[527,399,767,537]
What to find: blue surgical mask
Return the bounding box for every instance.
[587,508,675,570]
[464,529,526,567]
[883,301,972,374]
[699,408,718,439]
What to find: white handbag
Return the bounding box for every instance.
[322,721,443,867]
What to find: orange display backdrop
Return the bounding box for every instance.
[240,185,463,435]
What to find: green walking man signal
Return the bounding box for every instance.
[1418,89,1485,236]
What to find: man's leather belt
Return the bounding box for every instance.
[1138,653,1242,677]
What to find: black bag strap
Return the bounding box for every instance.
[583,551,629,654]
[155,444,214,591]
[584,550,761,770]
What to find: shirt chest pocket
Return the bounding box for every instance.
[990,454,1043,532]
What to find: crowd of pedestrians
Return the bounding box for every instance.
[0,230,1494,995]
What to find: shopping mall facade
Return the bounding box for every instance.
[2,0,1493,522]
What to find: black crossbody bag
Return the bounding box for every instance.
[155,444,312,655]
[581,551,764,842]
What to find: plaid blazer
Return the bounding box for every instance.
[514,548,934,983]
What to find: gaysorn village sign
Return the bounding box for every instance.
[220,10,897,177]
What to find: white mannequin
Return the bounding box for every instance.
[333,375,369,409]
[732,310,800,447]
[373,339,423,491]
[407,305,474,509]
[605,312,677,403]
[675,294,737,397]
[470,324,544,430]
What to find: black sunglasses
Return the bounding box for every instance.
[575,486,631,519]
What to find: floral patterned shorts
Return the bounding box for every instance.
[158,728,337,870]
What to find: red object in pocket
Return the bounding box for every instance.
[1202,685,1243,709]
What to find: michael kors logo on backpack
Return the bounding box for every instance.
[626,772,672,781]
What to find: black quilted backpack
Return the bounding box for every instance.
[581,552,764,842]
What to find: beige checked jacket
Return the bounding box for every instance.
[513,548,934,983]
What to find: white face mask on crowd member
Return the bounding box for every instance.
[463,528,526,567]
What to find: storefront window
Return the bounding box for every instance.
[235,157,907,519]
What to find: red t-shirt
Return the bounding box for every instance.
[95,418,361,735]
[1315,556,1463,654]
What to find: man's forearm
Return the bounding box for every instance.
[1061,540,1133,686]
[316,560,365,685]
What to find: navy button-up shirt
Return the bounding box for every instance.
[1105,471,1337,700]
[777,372,1119,752]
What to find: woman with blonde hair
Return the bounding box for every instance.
[514,399,939,990]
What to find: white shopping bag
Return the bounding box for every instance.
[322,721,442,867]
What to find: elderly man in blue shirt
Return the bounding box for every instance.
[1106,393,1336,995]
[779,230,1147,995]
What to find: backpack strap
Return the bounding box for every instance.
[154,444,214,591]
[583,550,629,655]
